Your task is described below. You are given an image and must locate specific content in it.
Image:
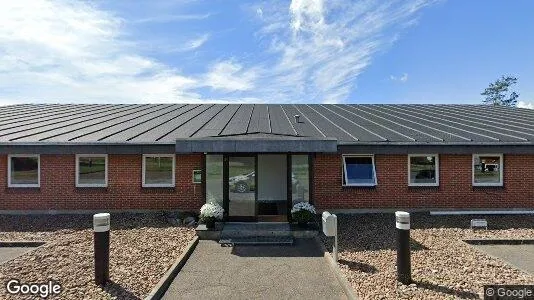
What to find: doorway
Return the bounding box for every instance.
[228,156,256,220]
[204,154,310,222]
[257,154,287,222]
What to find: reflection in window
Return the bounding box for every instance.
[343,155,377,186]
[409,155,438,186]
[228,156,256,217]
[9,155,39,187]
[206,155,223,206]
[292,155,310,205]
[77,155,107,186]
[143,155,175,187]
[473,154,503,186]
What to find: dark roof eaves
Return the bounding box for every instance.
[337,141,534,146]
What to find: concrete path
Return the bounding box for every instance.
[0,247,35,264]
[163,239,347,300]
[475,244,534,274]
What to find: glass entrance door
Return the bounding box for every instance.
[257,154,287,222]
[228,156,256,220]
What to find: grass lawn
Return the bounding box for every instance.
[10,170,38,184]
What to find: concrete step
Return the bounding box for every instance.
[221,222,292,238]
[219,236,294,245]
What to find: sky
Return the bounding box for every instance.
[0,0,533,108]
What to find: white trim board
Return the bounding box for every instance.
[142,154,176,188]
[341,154,377,187]
[7,154,40,188]
[408,154,439,187]
[320,208,534,214]
[75,154,108,188]
[430,210,534,215]
[472,153,504,187]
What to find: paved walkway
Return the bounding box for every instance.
[0,247,35,264]
[163,239,347,300]
[475,244,534,274]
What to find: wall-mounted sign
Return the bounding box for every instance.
[192,170,202,184]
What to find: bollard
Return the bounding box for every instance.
[395,211,411,285]
[322,211,338,262]
[94,213,110,286]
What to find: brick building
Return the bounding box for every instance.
[1,104,533,220]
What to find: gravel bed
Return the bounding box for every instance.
[322,213,534,299]
[0,213,195,299]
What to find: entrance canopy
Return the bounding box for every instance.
[175,134,338,153]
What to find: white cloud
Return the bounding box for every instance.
[204,61,258,92]
[248,0,435,103]
[518,101,534,109]
[154,34,210,53]
[134,13,212,24]
[0,0,436,105]
[390,73,409,82]
[256,8,263,18]
[185,34,210,51]
[137,33,211,54]
[289,0,325,33]
[0,0,204,104]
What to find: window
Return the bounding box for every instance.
[8,155,40,187]
[473,154,503,186]
[408,154,439,186]
[142,154,175,187]
[205,155,223,206]
[342,155,377,186]
[76,155,108,187]
[292,155,310,204]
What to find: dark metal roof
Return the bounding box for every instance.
[1,104,534,146]
[175,136,338,153]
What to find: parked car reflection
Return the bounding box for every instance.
[229,172,299,193]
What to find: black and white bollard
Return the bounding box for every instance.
[322,211,338,262]
[94,213,110,286]
[395,211,411,285]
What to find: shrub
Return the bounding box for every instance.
[291,202,316,224]
[199,202,224,226]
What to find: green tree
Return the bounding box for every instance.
[481,75,519,106]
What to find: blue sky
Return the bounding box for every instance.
[0,0,532,108]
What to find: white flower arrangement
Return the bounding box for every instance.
[291,202,316,214]
[200,202,224,220]
[206,192,222,205]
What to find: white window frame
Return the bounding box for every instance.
[342,154,377,187]
[472,153,503,187]
[142,154,175,188]
[408,154,439,187]
[8,154,40,188]
[76,154,108,188]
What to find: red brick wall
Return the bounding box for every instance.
[0,154,204,211]
[313,154,534,210]
[2,153,533,211]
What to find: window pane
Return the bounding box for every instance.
[344,156,375,185]
[410,156,437,184]
[206,155,223,206]
[474,155,501,184]
[78,157,106,185]
[292,155,310,205]
[145,156,174,185]
[10,157,39,185]
[258,154,287,216]
[229,157,256,217]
